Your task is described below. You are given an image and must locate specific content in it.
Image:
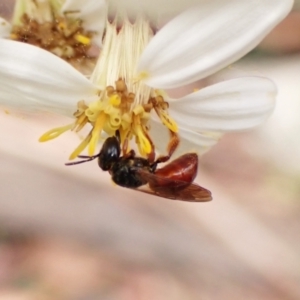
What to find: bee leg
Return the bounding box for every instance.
[167,130,180,158]
[155,131,180,164]
[149,131,179,172]
[123,149,136,159]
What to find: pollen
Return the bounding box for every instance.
[74,34,91,46]
[10,5,96,62]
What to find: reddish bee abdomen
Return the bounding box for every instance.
[151,153,198,188]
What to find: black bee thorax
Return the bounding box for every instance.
[110,158,150,188]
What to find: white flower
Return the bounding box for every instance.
[0,0,293,160]
[0,0,105,59]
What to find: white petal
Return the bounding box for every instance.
[149,119,222,156]
[168,77,276,131]
[61,0,106,47]
[138,0,293,89]
[109,0,206,23]
[0,39,97,116]
[0,83,71,116]
[0,83,69,116]
[0,18,11,38]
[0,84,28,108]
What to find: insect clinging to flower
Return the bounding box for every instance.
[66,130,212,202]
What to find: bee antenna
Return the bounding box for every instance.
[65,154,99,166]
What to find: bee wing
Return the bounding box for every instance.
[135,169,212,202]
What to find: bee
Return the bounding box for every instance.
[66,131,212,202]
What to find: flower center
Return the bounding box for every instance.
[10,0,95,61]
[39,15,178,160]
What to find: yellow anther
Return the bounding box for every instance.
[74,115,88,132]
[138,133,151,154]
[106,86,115,96]
[103,105,119,116]
[159,110,178,133]
[74,34,91,45]
[73,111,87,127]
[103,110,121,135]
[121,121,131,131]
[140,112,150,121]
[122,112,131,124]
[69,131,92,160]
[39,123,73,142]
[115,80,127,92]
[133,115,152,155]
[86,101,104,122]
[137,143,145,156]
[109,94,121,106]
[88,112,106,156]
[108,113,121,128]
[143,103,153,112]
[74,100,88,117]
[133,105,144,115]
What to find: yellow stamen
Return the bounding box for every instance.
[133,116,151,154]
[133,105,144,115]
[69,130,92,160]
[74,34,91,45]
[109,94,121,106]
[85,101,104,122]
[74,116,88,132]
[73,112,88,132]
[158,110,178,133]
[121,113,131,130]
[88,112,106,156]
[39,123,73,142]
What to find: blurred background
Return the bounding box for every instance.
[0,1,300,299]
